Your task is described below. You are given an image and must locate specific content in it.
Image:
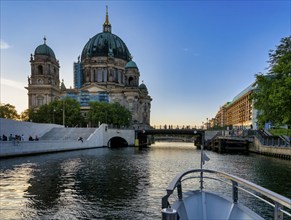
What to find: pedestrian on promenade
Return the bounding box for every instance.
[2,134,7,141]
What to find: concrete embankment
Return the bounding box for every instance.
[0,140,102,157]
[0,118,102,157]
[0,119,135,157]
[250,137,291,159]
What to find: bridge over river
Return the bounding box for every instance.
[135,129,205,147]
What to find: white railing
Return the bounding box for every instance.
[162,169,291,220]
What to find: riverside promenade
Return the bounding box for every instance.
[204,129,291,159]
[0,118,134,157]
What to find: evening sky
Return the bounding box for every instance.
[1,0,290,127]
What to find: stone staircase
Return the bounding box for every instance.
[0,118,63,141]
[40,128,97,141]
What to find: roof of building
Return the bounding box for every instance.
[125,60,138,69]
[81,7,131,62]
[226,82,257,107]
[34,37,56,58]
[81,32,131,61]
[139,81,148,93]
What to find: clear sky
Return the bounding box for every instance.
[1,0,290,127]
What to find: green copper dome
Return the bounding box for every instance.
[34,38,56,58]
[139,82,148,92]
[81,32,131,61]
[125,60,138,69]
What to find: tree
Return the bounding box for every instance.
[109,102,132,127]
[88,102,131,127]
[0,103,19,119]
[28,98,84,126]
[60,98,84,127]
[20,109,30,121]
[253,36,291,128]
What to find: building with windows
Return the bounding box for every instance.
[213,83,258,129]
[26,7,152,127]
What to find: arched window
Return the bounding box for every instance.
[37,96,44,107]
[128,76,134,86]
[93,69,97,82]
[97,69,102,82]
[38,65,43,75]
[117,70,121,83]
[103,69,107,82]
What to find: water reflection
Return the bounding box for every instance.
[0,143,290,219]
[0,163,34,219]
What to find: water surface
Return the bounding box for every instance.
[0,142,290,219]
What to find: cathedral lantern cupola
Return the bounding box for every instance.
[103,6,112,33]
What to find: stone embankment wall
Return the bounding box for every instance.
[250,137,291,160]
[0,140,95,157]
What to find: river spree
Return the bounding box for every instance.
[1,142,290,219]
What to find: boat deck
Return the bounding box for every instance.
[172,190,263,220]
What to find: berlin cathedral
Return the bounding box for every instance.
[26,7,152,127]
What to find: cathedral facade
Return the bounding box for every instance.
[26,8,152,127]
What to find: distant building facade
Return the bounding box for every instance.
[213,83,258,129]
[26,7,152,127]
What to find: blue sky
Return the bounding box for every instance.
[1,0,290,127]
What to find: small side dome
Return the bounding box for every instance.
[125,60,138,69]
[34,37,56,59]
[139,81,148,93]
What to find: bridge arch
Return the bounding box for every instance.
[107,136,128,148]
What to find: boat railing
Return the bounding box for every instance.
[162,169,291,220]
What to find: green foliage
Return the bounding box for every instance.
[19,109,30,121]
[88,102,131,127]
[28,98,84,126]
[269,128,291,136]
[253,36,291,127]
[0,103,19,119]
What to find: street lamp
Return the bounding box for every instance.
[53,107,56,124]
[63,99,65,126]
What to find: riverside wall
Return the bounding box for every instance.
[0,140,97,157]
[250,137,291,159]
